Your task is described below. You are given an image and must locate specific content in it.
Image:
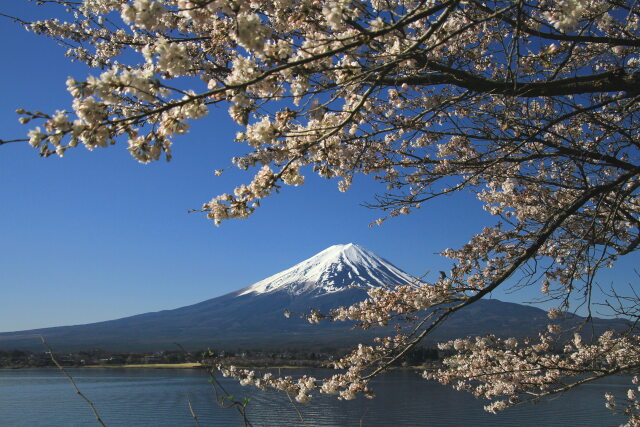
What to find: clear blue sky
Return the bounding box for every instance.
[0,3,637,332]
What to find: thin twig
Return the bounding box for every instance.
[0,138,28,145]
[206,367,253,427]
[188,399,201,427]
[286,392,312,427]
[176,343,258,426]
[176,343,253,426]
[359,408,369,427]
[40,335,107,427]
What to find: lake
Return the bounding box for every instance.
[0,368,631,426]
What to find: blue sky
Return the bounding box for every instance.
[0,3,637,332]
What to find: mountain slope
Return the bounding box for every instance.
[0,244,629,351]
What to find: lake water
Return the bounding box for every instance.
[0,368,631,426]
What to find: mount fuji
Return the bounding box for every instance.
[0,244,627,351]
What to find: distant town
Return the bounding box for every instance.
[0,347,440,369]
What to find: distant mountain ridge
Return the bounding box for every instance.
[0,244,629,351]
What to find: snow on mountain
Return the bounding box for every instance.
[238,243,417,297]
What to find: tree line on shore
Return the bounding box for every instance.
[0,346,440,369]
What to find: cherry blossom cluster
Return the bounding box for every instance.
[5,0,640,423]
[219,335,405,402]
[606,376,640,427]
[425,329,640,414]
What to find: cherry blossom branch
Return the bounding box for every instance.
[378,69,640,97]
[40,336,107,427]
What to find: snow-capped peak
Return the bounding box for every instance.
[238,243,417,297]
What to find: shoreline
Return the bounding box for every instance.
[83,362,202,369]
[1,363,434,370]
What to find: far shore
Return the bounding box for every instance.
[83,362,202,369]
[82,363,327,369]
[3,363,434,371]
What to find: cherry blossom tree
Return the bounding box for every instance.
[2,0,639,423]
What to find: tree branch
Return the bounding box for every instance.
[378,68,640,97]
